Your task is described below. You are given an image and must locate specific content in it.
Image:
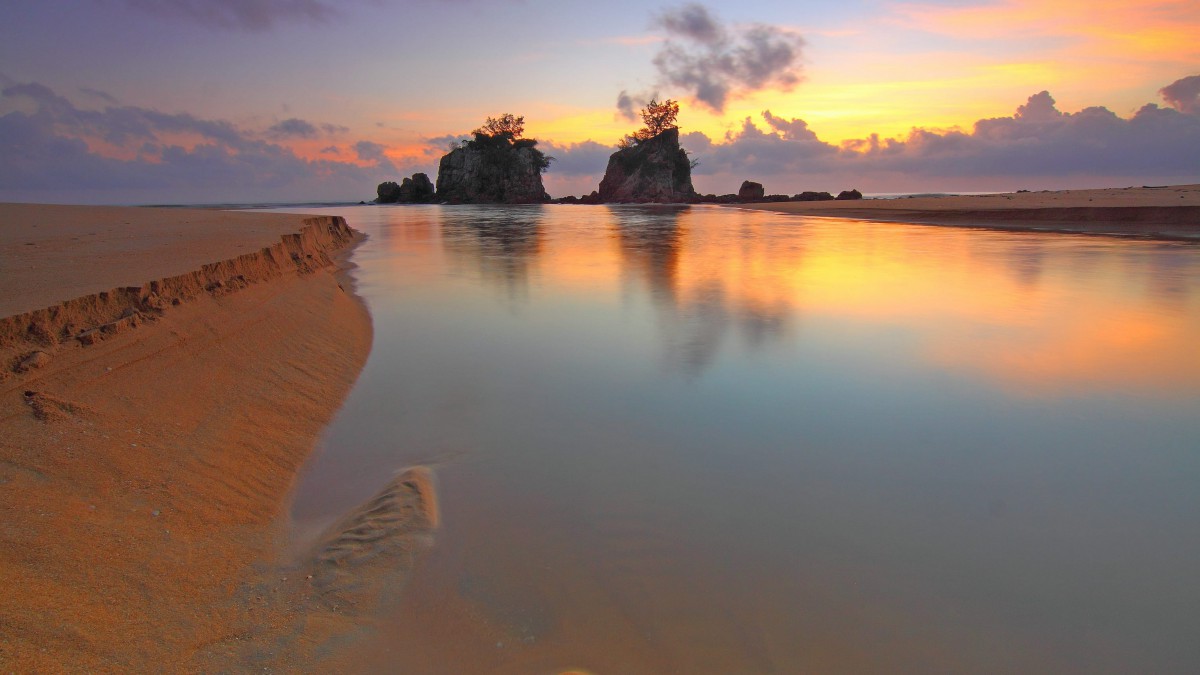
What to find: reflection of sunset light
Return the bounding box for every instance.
[370,206,1199,396]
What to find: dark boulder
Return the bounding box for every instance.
[836,189,864,201]
[376,181,402,203]
[793,191,835,202]
[738,181,765,201]
[397,173,436,203]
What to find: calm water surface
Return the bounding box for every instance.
[276,204,1200,673]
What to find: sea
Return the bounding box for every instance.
[262,203,1200,673]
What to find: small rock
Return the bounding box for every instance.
[16,351,51,373]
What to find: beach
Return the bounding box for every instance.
[2,193,1198,672]
[0,204,373,670]
[734,184,1200,239]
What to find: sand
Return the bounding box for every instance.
[0,204,394,670]
[733,184,1200,239]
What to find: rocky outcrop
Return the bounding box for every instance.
[738,181,765,201]
[377,174,436,204]
[377,181,402,203]
[435,140,550,204]
[836,189,864,200]
[597,128,696,203]
[794,191,835,201]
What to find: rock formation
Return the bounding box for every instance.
[376,181,401,203]
[377,173,436,204]
[738,181,765,201]
[836,189,864,200]
[435,138,550,204]
[597,128,696,203]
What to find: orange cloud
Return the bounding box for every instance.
[892,0,1200,60]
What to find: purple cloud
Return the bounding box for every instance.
[649,3,806,113]
[266,117,348,139]
[565,85,1200,196]
[0,81,412,203]
[1159,74,1200,115]
[118,0,340,31]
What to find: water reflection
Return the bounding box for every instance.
[440,205,545,302]
[608,205,796,376]
[276,204,1200,674]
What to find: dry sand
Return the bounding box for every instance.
[0,204,435,671]
[734,184,1200,239]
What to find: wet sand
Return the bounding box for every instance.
[734,184,1200,239]
[0,204,401,670]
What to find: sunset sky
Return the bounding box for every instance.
[1,0,1197,203]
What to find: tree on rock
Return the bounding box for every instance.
[620,99,681,147]
[599,99,695,203]
[473,113,525,141]
[436,113,553,203]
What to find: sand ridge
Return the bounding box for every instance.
[0,204,384,670]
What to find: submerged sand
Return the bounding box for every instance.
[0,204,395,670]
[734,184,1200,239]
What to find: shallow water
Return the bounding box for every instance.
[275,204,1200,673]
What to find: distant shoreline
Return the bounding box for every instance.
[729,184,1200,241]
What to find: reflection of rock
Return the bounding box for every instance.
[610,206,797,377]
[610,205,687,302]
[738,181,765,202]
[598,128,696,203]
[440,206,545,298]
[836,189,863,200]
[436,142,550,204]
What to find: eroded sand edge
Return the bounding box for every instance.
[0,207,389,670]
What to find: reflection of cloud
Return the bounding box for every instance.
[439,206,545,301]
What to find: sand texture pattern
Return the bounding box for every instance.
[0,205,378,670]
[735,184,1200,239]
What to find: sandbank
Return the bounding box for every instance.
[0,204,376,670]
[733,184,1200,239]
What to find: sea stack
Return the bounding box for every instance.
[597,128,697,203]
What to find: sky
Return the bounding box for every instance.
[0,0,1197,203]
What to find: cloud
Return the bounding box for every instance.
[0,81,410,203]
[267,117,318,138]
[616,90,637,122]
[266,117,348,139]
[648,3,805,113]
[1160,74,1200,115]
[117,0,340,31]
[682,90,1200,192]
[79,87,119,105]
[540,140,617,176]
[550,84,1200,196]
